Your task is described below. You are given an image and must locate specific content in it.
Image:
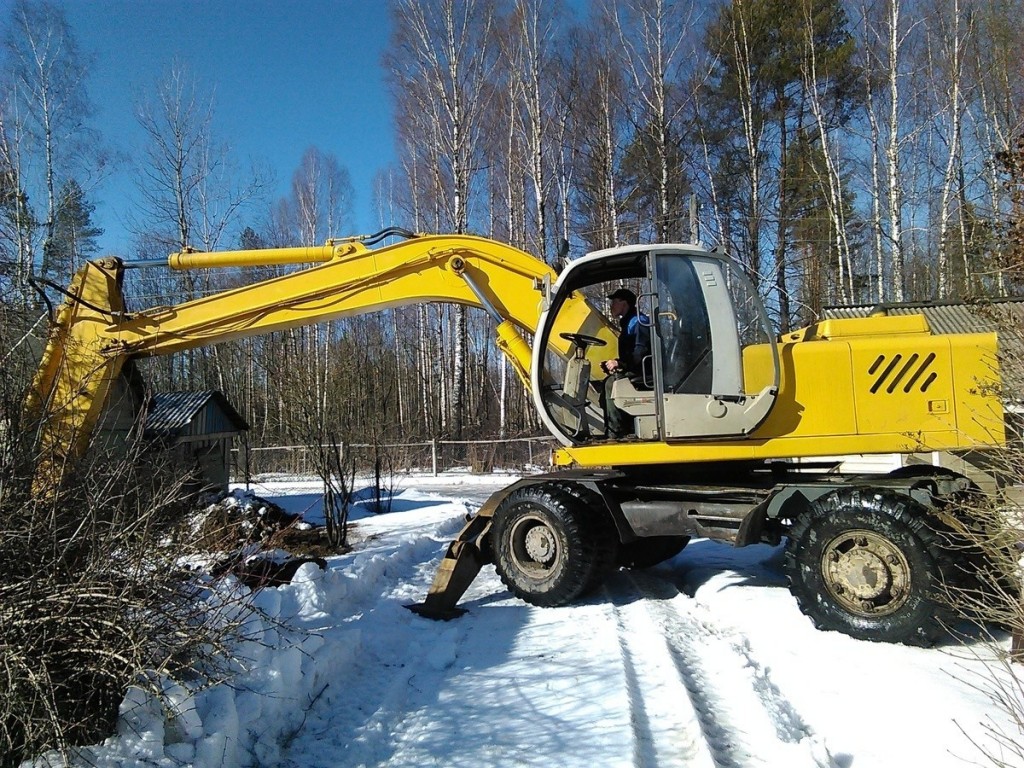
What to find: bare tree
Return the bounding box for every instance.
[858,0,930,302]
[929,0,973,297]
[290,146,353,244]
[286,146,354,441]
[387,0,498,439]
[883,0,912,301]
[2,0,96,283]
[800,0,855,303]
[132,61,266,257]
[606,0,696,243]
[132,62,267,396]
[969,2,1024,295]
[571,19,629,251]
[501,0,569,261]
[0,111,36,295]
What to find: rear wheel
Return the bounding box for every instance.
[785,488,955,645]
[491,482,606,607]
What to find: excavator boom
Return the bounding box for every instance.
[27,232,616,483]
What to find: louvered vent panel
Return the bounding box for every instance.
[868,352,937,394]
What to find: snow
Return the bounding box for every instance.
[28,472,1024,768]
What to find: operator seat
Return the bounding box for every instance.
[609,357,658,439]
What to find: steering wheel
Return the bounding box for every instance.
[559,332,607,350]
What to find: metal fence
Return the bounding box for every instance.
[232,436,558,480]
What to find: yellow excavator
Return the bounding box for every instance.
[27,229,1005,644]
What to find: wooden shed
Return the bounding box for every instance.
[144,391,249,492]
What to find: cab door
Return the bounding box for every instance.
[650,251,778,439]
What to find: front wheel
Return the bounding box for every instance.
[784,488,955,645]
[491,483,602,607]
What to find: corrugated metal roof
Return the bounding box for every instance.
[822,298,1024,337]
[145,391,248,439]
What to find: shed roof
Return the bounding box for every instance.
[821,297,1024,336]
[144,391,248,439]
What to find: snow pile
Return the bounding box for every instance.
[28,482,475,768]
[26,475,1024,768]
[31,560,337,767]
[186,488,312,544]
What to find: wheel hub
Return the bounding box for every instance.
[524,526,557,564]
[821,529,911,617]
[508,513,561,576]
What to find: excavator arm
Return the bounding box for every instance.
[27,232,616,485]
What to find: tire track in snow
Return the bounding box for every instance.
[334,620,465,768]
[609,590,717,768]
[610,570,834,768]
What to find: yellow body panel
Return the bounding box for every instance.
[555,315,1004,468]
[782,314,930,342]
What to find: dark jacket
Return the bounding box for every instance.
[618,309,651,376]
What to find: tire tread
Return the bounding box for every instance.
[784,487,956,646]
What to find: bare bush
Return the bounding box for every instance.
[940,312,1024,765]
[469,442,496,474]
[0,402,265,764]
[318,437,355,549]
[942,481,1024,766]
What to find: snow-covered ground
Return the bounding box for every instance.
[35,473,1024,767]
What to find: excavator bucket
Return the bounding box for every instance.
[406,512,493,620]
[406,481,533,619]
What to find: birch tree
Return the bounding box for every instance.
[503,0,569,261]
[858,0,924,301]
[607,0,695,243]
[387,0,497,439]
[133,62,265,257]
[701,0,772,288]
[287,146,354,438]
[132,62,266,393]
[701,0,857,327]
[2,0,95,283]
[0,115,36,296]
[929,0,972,297]
[800,1,856,304]
[571,19,629,251]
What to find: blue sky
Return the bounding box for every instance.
[56,0,396,255]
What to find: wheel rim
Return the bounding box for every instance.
[508,513,561,579]
[820,528,911,617]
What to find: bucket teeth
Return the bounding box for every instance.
[403,515,493,621]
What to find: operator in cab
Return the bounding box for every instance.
[600,288,651,439]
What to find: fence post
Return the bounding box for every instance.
[431,439,438,477]
[242,435,250,488]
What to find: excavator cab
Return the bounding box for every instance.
[533,244,780,445]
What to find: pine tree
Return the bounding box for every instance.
[42,179,101,280]
[996,133,1024,287]
[699,0,859,329]
[619,117,691,242]
[238,226,266,250]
